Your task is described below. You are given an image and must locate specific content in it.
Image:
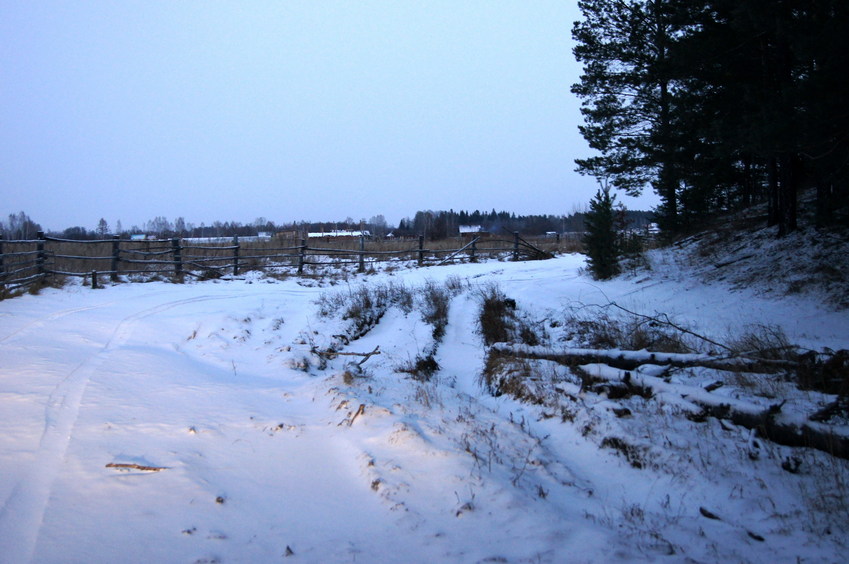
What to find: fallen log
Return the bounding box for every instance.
[696,400,849,460]
[579,363,849,460]
[491,343,794,374]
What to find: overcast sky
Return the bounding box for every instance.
[1,1,658,232]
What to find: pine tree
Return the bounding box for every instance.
[583,188,621,280]
[572,0,686,233]
[573,0,849,234]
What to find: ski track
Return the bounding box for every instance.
[0,293,240,564]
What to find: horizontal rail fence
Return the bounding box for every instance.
[1,232,557,294]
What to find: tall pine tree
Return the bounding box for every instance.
[572,0,685,233]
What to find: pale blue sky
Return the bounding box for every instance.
[1,1,657,231]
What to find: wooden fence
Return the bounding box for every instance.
[0,232,562,295]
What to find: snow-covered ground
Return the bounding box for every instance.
[1,251,847,563]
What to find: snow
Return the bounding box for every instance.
[1,250,847,563]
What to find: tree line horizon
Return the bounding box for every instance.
[1,209,654,242]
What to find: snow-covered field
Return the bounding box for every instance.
[1,251,847,563]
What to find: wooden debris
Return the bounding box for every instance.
[313,345,381,366]
[349,403,366,426]
[704,380,724,392]
[105,462,167,472]
[699,506,721,520]
[747,531,765,542]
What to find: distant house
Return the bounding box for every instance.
[307,230,371,239]
[458,225,486,239]
[130,234,148,241]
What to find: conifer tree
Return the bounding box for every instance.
[573,0,849,234]
[583,187,621,280]
[572,0,684,233]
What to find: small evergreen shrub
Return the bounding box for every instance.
[583,188,621,280]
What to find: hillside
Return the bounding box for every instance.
[652,203,849,310]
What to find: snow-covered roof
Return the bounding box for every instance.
[307,230,371,238]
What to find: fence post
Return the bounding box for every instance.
[298,238,306,274]
[233,235,240,276]
[512,231,520,261]
[111,235,120,282]
[0,235,5,281]
[171,238,183,280]
[91,270,99,290]
[36,231,46,277]
[469,238,477,262]
[418,235,424,267]
[358,235,365,273]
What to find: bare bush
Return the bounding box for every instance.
[727,323,795,361]
[560,305,694,353]
[396,354,440,382]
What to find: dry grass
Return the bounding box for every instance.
[477,284,516,346]
[419,280,452,341]
[560,305,695,353]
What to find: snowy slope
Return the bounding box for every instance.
[1,254,847,563]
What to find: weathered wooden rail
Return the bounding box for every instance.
[0,232,557,295]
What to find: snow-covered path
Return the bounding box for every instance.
[1,257,847,563]
[0,292,243,562]
[0,284,350,562]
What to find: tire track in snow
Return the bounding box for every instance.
[0,294,240,564]
[0,288,178,345]
[0,303,114,345]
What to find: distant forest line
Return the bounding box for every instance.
[1,209,654,242]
